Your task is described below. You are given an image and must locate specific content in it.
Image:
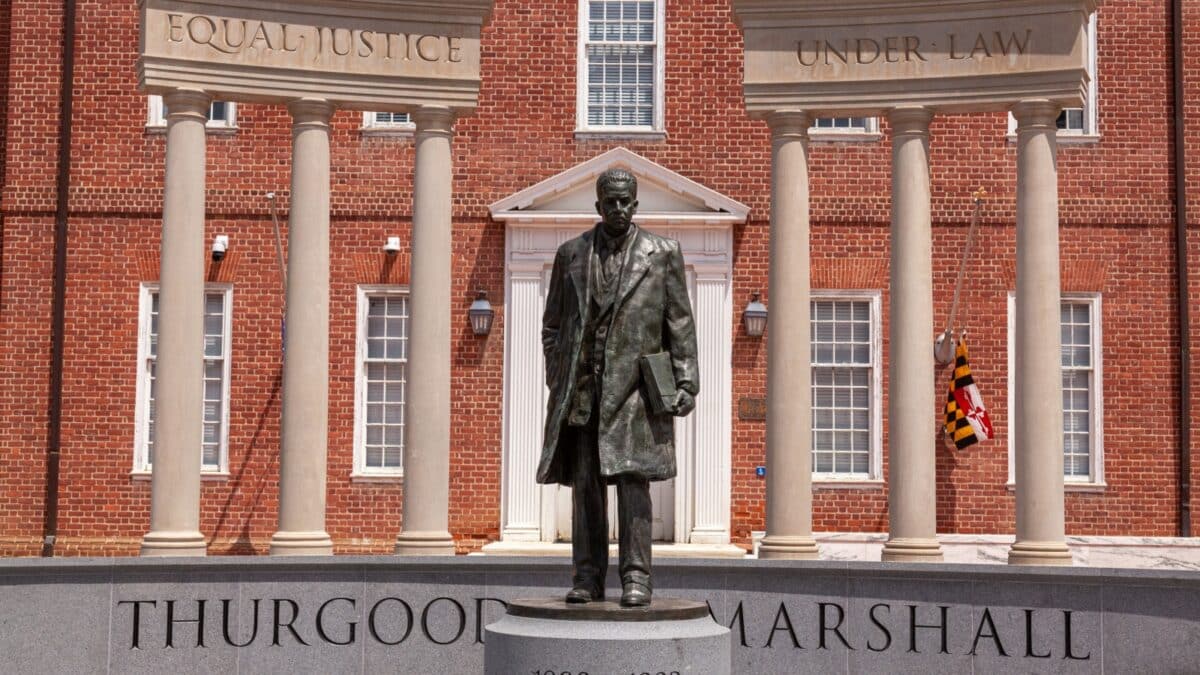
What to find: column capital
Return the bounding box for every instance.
[414,106,456,137]
[1011,99,1062,130]
[765,110,811,140]
[162,89,212,122]
[288,98,335,130]
[888,106,934,137]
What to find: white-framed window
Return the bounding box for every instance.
[1008,12,1098,139]
[133,283,233,474]
[811,292,883,481]
[361,112,414,134]
[147,95,237,129]
[353,286,410,478]
[1007,293,1104,486]
[810,117,881,141]
[576,0,666,135]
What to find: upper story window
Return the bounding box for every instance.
[147,95,237,130]
[810,117,880,141]
[362,112,414,135]
[354,286,410,478]
[1008,12,1098,140]
[811,293,882,481]
[1007,294,1104,487]
[134,284,232,475]
[577,0,665,136]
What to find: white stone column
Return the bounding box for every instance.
[1009,99,1073,566]
[882,106,943,562]
[142,89,211,554]
[270,98,335,556]
[395,106,457,555]
[758,111,819,559]
[141,89,211,557]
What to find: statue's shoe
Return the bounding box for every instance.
[619,581,651,607]
[565,585,604,604]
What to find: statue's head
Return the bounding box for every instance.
[595,169,638,237]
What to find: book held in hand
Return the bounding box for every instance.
[639,351,677,415]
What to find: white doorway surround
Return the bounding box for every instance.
[483,148,747,557]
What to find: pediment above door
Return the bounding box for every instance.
[489,147,750,227]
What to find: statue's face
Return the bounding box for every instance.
[596,182,638,237]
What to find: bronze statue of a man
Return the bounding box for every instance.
[539,168,699,607]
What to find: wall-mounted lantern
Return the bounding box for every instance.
[743,291,768,337]
[469,290,495,336]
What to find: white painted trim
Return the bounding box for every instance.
[146,95,238,131]
[352,285,411,479]
[1007,291,1104,485]
[808,116,882,143]
[489,147,751,220]
[810,290,884,481]
[502,221,735,545]
[360,111,415,137]
[575,0,666,134]
[1006,12,1099,140]
[133,282,233,474]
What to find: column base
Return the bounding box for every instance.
[394,530,456,556]
[140,531,208,557]
[269,530,334,556]
[758,535,820,560]
[881,537,944,563]
[1008,540,1073,566]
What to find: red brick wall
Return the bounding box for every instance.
[0,0,1190,556]
[1183,0,1200,536]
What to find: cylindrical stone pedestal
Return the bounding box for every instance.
[485,599,730,675]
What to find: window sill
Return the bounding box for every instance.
[360,126,415,139]
[130,471,230,482]
[1005,132,1100,146]
[145,125,239,136]
[808,131,882,143]
[1005,481,1107,493]
[814,478,884,490]
[574,129,667,142]
[351,473,404,484]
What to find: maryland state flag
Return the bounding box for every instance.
[944,337,994,449]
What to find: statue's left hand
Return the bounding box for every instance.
[673,390,696,417]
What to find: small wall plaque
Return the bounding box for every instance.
[738,397,767,421]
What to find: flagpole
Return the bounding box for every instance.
[935,187,987,365]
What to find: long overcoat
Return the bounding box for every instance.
[538,225,699,485]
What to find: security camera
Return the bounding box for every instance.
[212,235,229,262]
[384,236,401,256]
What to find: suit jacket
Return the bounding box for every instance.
[538,225,699,485]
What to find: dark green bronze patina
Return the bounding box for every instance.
[539,168,699,607]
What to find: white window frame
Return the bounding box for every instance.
[147,95,238,132]
[809,116,882,143]
[133,283,233,476]
[361,111,415,137]
[575,0,667,138]
[1006,292,1105,489]
[811,290,884,484]
[1007,12,1099,142]
[353,285,411,480]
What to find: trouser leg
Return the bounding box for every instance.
[570,423,608,591]
[617,475,652,588]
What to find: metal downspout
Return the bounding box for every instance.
[1172,0,1191,537]
[42,0,77,557]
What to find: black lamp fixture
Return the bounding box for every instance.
[744,291,768,337]
[469,290,495,336]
